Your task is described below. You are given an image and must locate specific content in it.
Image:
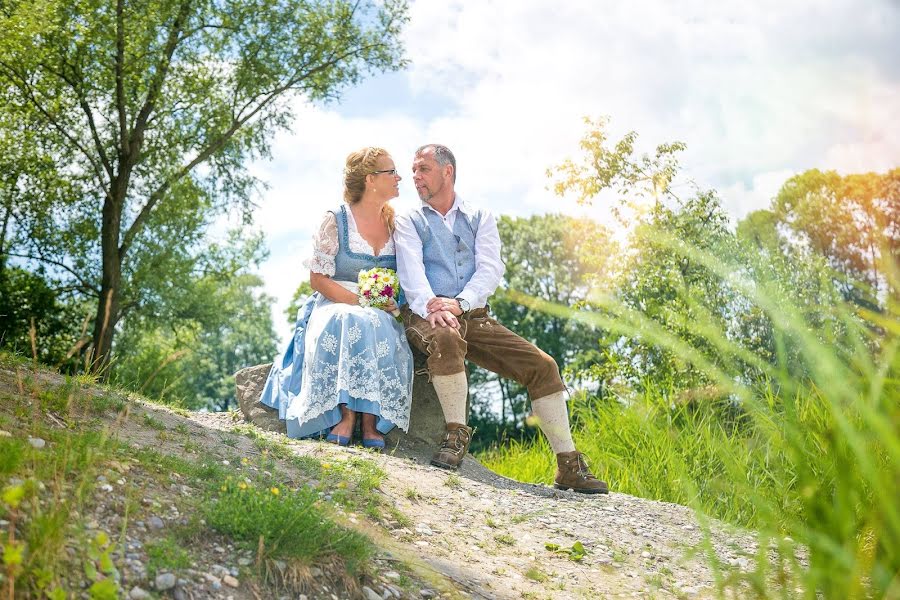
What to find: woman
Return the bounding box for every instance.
[260,147,413,449]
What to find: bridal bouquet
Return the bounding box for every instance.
[358,267,401,317]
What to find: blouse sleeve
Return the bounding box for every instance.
[303,212,338,276]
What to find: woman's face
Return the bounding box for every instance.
[369,154,402,200]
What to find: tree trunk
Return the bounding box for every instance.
[90,183,125,376]
[0,193,11,277]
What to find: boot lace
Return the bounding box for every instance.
[566,453,596,480]
[440,426,471,456]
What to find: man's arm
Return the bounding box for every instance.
[456,211,504,308]
[394,212,437,319]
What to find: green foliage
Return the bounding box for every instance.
[109,233,277,409]
[0,267,90,370]
[544,541,586,562]
[0,0,409,368]
[771,168,899,307]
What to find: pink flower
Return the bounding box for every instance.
[363,290,371,297]
[382,285,393,297]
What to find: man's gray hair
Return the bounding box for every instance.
[416,144,456,183]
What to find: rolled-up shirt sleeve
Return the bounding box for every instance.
[457,210,504,309]
[394,212,435,318]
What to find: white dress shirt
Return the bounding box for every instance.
[394,195,504,319]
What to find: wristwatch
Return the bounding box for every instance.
[455,297,470,314]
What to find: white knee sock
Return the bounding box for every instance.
[432,373,468,425]
[531,391,576,453]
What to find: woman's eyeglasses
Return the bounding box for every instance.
[371,169,398,176]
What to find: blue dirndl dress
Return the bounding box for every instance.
[259,205,413,438]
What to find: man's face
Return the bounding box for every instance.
[411,149,449,203]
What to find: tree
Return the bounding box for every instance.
[0,0,408,372]
[469,214,613,440]
[110,233,276,409]
[772,168,899,309]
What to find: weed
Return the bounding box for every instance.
[404,488,422,501]
[495,533,515,546]
[203,479,372,572]
[443,474,462,489]
[525,566,547,582]
[142,413,166,431]
[146,536,193,577]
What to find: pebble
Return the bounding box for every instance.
[100,484,113,492]
[362,586,381,600]
[148,516,164,530]
[128,586,151,599]
[223,575,239,588]
[384,571,400,580]
[28,437,46,449]
[0,430,11,437]
[420,590,436,599]
[154,573,176,591]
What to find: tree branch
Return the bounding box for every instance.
[115,0,129,154]
[120,39,390,259]
[0,61,110,193]
[130,0,193,148]
[5,251,100,295]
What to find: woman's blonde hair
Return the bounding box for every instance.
[343,146,395,233]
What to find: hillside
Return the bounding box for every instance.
[0,357,760,599]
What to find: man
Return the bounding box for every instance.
[393,144,608,494]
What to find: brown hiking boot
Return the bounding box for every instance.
[554,451,608,494]
[430,422,474,470]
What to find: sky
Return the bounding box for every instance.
[244,0,900,338]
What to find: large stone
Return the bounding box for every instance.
[234,363,284,434]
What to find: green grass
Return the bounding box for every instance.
[146,536,196,577]
[0,359,385,597]
[202,479,372,572]
[478,247,900,599]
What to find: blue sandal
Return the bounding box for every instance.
[361,437,385,451]
[326,433,351,446]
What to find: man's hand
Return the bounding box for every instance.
[427,296,463,316]
[380,299,398,313]
[426,310,459,329]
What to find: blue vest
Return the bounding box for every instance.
[408,205,482,298]
[331,205,397,281]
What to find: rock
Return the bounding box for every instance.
[148,516,164,530]
[28,437,46,449]
[384,571,400,580]
[420,590,436,599]
[154,573,176,591]
[223,575,239,588]
[128,586,151,599]
[0,430,11,437]
[234,364,285,434]
[362,586,381,600]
